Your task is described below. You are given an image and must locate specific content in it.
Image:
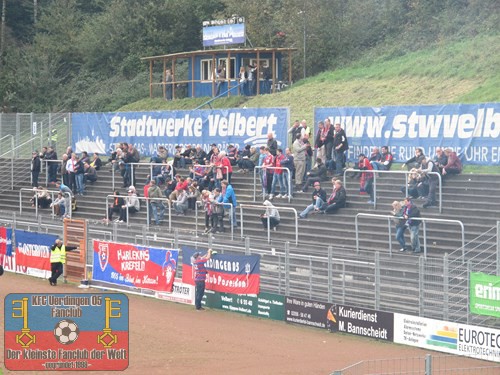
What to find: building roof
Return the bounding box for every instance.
[141,47,297,62]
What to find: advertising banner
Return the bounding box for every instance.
[470,272,500,318]
[315,103,500,165]
[202,290,284,320]
[92,240,179,293]
[4,293,129,371]
[328,304,394,341]
[203,23,245,47]
[394,313,500,362]
[285,296,335,330]
[72,108,289,157]
[155,278,195,305]
[181,247,260,295]
[14,230,57,279]
[0,226,13,256]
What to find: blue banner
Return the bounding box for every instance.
[203,23,245,47]
[72,108,289,157]
[315,103,500,165]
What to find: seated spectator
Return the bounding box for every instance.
[150,145,168,164]
[118,187,140,222]
[301,157,328,192]
[320,179,347,214]
[149,161,175,186]
[147,179,165,226]
[192,144,207,165]
[369,147,381,163]
[401,168,421,198]
[433,147,448,173]
[402,148,425,170]
[84,162,97,183]
[237,145,257,173]
[371,146,393,171]
[299,181,327,219]
[227,144,239,166]
[50,192,66,217]
[442,148,462,178]
[31,186,52,209]
[105,191,124,223]
[260,200,280,231]
[164,174,179,197]
[173,189,188,215]
[90,153,102,171]
[169,176,188,201]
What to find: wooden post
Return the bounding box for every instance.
[272,50,276,94]
[172,58,176,100]
[162,58,166,99]
[149,60,153,98]
[288,50,292,88]
[191,55,195,98]
[256,51,261,95]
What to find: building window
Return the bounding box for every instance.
[218,57,236,80]
[200,59,214,81]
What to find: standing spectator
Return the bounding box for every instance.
[191,249,213,310]
[248,63,257,96]
[280,148,294,198]
[215,63,226,97]
[260,200,280,231]
[165,68,173,100]
[302,158,327,192]
[403,197,421,253]
[402,148,425,170]
[323,119,335,164]
[333,123,348,176]
[66,153,77,193]
[48,239,77,286]
[315,121,326,163]
[421,157,440,208]
[148,180,165,226]
[262,148,274,199]
[118,187,140,223]
[292,134,308,187]
[300,119,311,138]
[303,133,313,178]
[358,154,375,204]
[211,189,225,233]
[217,151,233,184]
[80,151,90,165]
[321,179,347,214]
[270,148,286,199]
[74,154,85,196]
[201,190,214,234]
[219,180,238,227]
[45,146,58,184]
[442,148,462,178]
[288,120,301,144]
[266,132,278,156]
[299,181,327,219]
[391,201,407,252]
[105,191,124,223]
[239,66,247,95]
[31,151,41,187]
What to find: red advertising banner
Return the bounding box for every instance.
[13,230,57,278]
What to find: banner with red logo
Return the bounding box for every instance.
[181,247,260,295]
[92,240,179,292]
[14,230,57,278]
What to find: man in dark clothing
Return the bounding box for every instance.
[266,132,278,157]
[333,123,348,176]
[46,146,58,184]
[321,179,347,214]
[31,151,41,187]
[192,249,213,310]
[403,197,421,253]
[299,182,327,218]
[301,158,328,192]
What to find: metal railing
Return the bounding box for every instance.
[239,203,298,245]
[111,162,173,191]
[19,187,72,219]
[253,166,292,202]
[355,213,465,259]
[343,168,443,213]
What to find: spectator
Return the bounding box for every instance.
[299,181,327,219]
[216,151,233,185]
[371,146,393,171]
[321,179,347,214]
[191,248,213,310]
[201,190,214,234]
[50,192,66,218]
[169,176,188,201]
[288,120,302,144]
[401,168,422,198]
[358,154,375,204]
[402,148,425,170]
[323,119,335,163]
[192,144,207,165]
[391,200,407,252]
[403,197,421,253]
[302,157,328,192]
[421,157,440,208]
[300,119,311,138]
[60,154,69,186]
[148,180,165,226]
[303,133,313,178]
[90,153,102,171]
[292,134,308,187]
[333,123,348,176]
[187,184,201,210]
[442,148,462,178]
[118,187,140,223]
[260,200,280,231]
[266,132,278,156]
[369,147,381,164]
[105,191,125,223]
[84,162,97,183]
[261,147,274,198]
[211,189,225,233]
[173,189,189,215]
[31,151,41,187]
[227,144,239,166]
[45,146,58,184]
[31,186,52,209]
[270,148,286,199]
[237,145,258,173]
[280,148,294,198]
[66,153,77,193]
[433,147,448,173]
[315,121,326,163]
[74,154,85,196]
[219,180,238,227]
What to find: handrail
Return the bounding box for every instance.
[105,194,171,230]
[19,187,72,219]
[253,166,292,203]
[355,213,465,260]
[239,203,298,245]
[195,80,245,110]
[112,162,173,191]
[343,168,443,213]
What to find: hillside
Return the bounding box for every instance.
[119,35,500,128]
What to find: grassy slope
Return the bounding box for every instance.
[119,35,500,172]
